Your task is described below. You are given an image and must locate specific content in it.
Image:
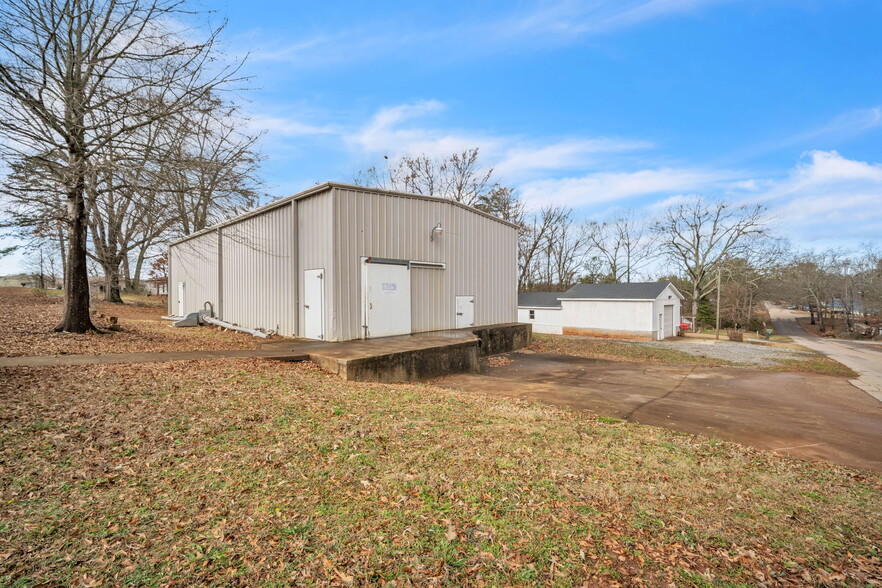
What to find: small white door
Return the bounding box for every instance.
[663,305,674,338]
[304,269,324,340]
[455,295,475,329]
[658,313,664,340]
[362,261,411,338]
[178,281,185,316]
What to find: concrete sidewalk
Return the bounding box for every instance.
[0,348,310,368]
[767,305,882,402]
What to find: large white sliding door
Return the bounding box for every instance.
[362,259,411,338]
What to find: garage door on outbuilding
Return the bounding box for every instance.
[518,282,684,341]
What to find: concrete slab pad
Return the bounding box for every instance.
[437,352,882,472]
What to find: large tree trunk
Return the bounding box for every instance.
[103,258,124,303]
[57,221,67,285]
[746,290,754,328]
[132,244,148,292]
[122,254,134,291]
[55,172,96,333]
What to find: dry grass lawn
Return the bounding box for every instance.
[1,359,880,586]
[0,287,258,357]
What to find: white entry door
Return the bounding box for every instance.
[178,281,185,316]
[304,269,324,340]
[455,295,474,329]
[663,305,674,338]
[362,260,411,338]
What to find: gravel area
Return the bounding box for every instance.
[643,339,815,367]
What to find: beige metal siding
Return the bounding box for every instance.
[297,189,336,339]
[169,230,218,316]
[220,204,296,336]
[333,187,517,341]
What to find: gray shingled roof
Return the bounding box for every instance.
[558,282,677,300]
[517,291,563,308]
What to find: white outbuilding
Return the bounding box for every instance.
[168,182,519,341]
[517,282,684,340]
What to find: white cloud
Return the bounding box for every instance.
[517,166,737,209]
[344,100,651,182]
[493,138,653,180]
[247,114,339,137]
[243,0,730,69]
[788,107,882,146]
[490,0,730,41]
[753,151,882,243]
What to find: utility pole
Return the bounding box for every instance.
[715,265,722,340]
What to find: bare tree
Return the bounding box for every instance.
[655,198,769,322]
[517,205,570,291]
[856,243,882,322]
[24,243,60,289]
[586,211,658,283]
[162,94,263,238]
[355,148,501,207]
[716,236,788,328]
[784,250,839,331]
[0,0,243,332]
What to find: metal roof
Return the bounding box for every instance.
[169,181,520,247]
[517,291,563,308]
[558,281,682,301]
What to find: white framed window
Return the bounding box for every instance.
[529,309,535,320]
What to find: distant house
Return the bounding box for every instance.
[145,277,168,296]
[518,282,684,340]
[0,274,41,288]
[88,276,126,297]
[516,291,565,334]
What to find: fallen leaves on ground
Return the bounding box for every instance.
[0,288,259,357]
[486,355,512,368]
[1,359,880,585]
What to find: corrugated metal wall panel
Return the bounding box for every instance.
[297,189,335,340]
[221,204,296,336]
[333,187,517,341]
[169,231,218,316]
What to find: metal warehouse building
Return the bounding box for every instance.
[168,182,519,341]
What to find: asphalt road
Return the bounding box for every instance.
[767,305,882,402]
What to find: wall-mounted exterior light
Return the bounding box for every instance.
[430,223,444,241]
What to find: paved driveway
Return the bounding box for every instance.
[768,305,882,401]
[437,352,882,472]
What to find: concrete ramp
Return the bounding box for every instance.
[261,323,531,383]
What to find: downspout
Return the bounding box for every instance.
[217,227,224,320]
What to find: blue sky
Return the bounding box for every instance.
[3,0,882,274]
